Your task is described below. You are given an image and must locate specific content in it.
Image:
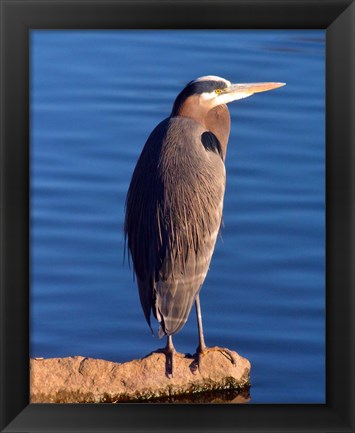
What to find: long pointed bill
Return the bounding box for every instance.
[221,82,286,103]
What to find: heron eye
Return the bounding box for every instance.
[215,89,222,94]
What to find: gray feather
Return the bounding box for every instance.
[125,116,225,336]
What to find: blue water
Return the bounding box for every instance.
[30,30,325,403]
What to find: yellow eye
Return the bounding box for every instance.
[215,89,222,94]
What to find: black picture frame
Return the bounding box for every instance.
[1,0,354,432]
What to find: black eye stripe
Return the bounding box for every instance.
[187,80,228,94]
[172,80,228,115]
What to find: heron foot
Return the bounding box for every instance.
[160,346,175,378]
[192,345,237,374]
[190,344,206,374]
[157,337,183,379]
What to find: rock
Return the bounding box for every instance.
[30,347,251,403]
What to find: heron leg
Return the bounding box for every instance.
[163,335,175,378]
[194,294,237,369]
[195,293,207,353]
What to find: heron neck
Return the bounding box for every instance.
[176,100,231,161]
[204,105,230,160]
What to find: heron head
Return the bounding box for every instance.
[171,75,285,116]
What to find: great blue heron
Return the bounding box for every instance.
[125,76,285,374]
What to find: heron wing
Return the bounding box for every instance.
[125,117,225,335]
[155,212,222,336]
[125,119,169,329]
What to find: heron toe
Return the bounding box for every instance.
[194,345,237,373]
[213,346,238,365]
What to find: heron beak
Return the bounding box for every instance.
[223,82,286,102]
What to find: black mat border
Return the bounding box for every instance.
[1,0,354,432]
